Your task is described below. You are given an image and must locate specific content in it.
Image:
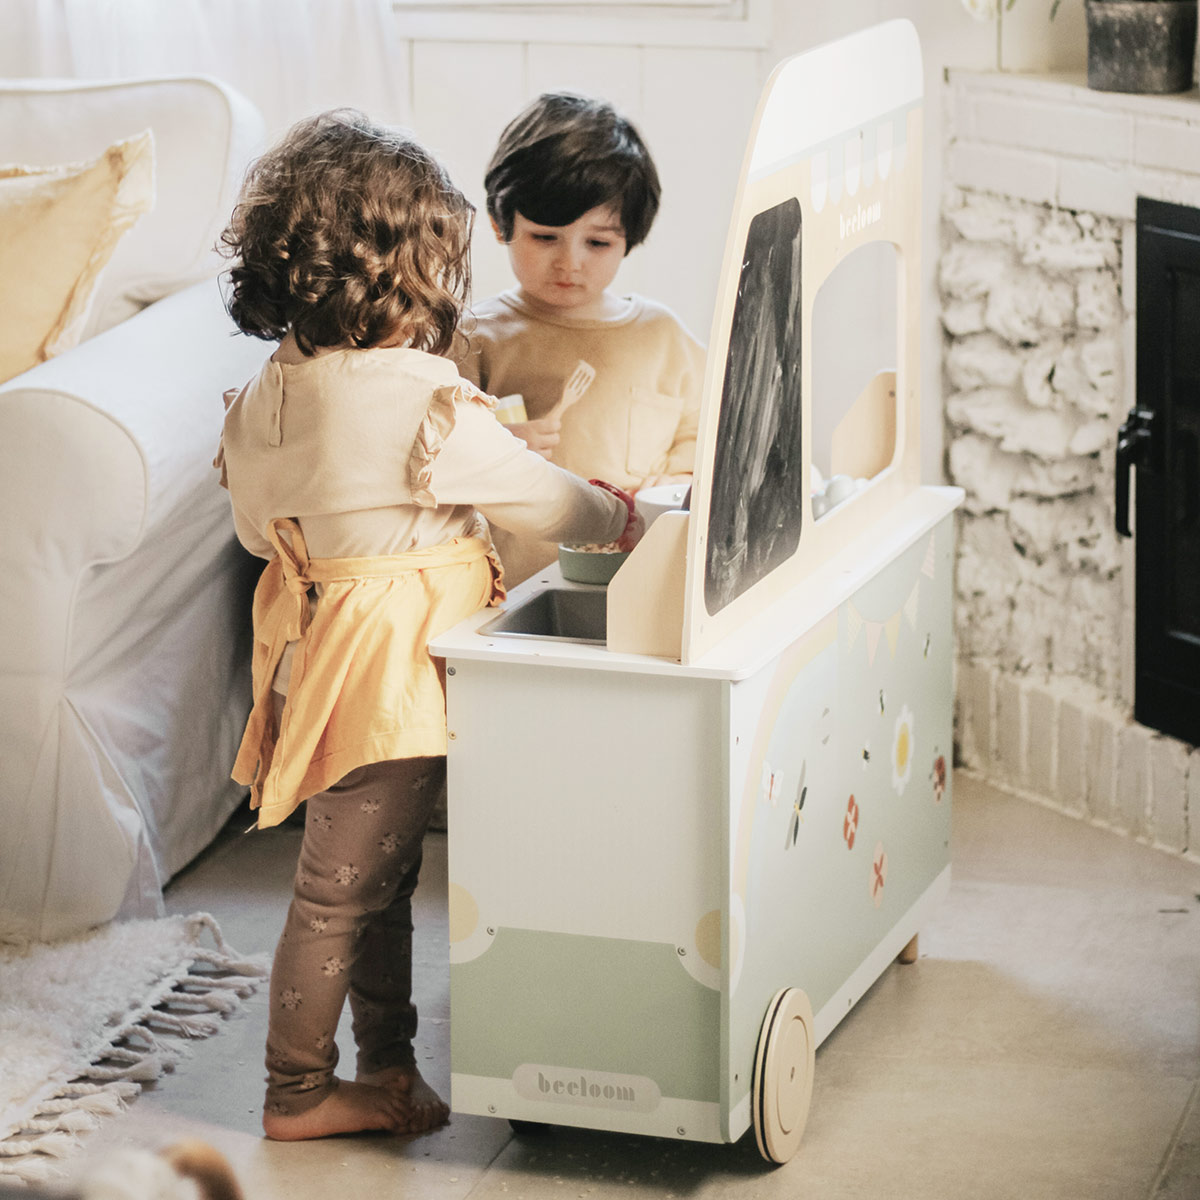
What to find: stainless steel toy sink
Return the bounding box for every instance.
[478,587,606,644]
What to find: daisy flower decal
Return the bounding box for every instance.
[891,704,914,795]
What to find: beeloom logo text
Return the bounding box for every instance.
[839,199,882,241]
[512,1064,661,1113]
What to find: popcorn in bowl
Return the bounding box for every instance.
[558,540,630,584]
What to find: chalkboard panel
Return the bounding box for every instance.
[704,197,805,615]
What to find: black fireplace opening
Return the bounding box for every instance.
[1116,196,1200,746]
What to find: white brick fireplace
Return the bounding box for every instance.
[942,70,1200,861]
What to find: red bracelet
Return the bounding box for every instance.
[589,478,636,519]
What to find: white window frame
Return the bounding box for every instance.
[390,0,771,49]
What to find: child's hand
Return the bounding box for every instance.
[589,479,644,553]
[616,510,646,553]
[506,414,562,459]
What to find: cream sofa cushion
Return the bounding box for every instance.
[0,131,154,383]
[0,77,265,339]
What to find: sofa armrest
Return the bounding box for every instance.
[0,280,271,939]
[0,279,269,551]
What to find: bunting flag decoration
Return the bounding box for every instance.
[865,620,882,665]
[846,603,864,651]
[902,579,920,630]
[921,534,937,580]
[884,612,902,658]
[846,547,927,664]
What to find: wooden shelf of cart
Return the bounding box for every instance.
[431,19,963,1164]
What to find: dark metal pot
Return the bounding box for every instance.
[1086,0,1197,93]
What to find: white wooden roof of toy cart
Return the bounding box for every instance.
[664,21,925,666]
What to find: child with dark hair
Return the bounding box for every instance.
[217,109,641,1142]
[459,92,705,584]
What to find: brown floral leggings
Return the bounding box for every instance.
[264,755,445,1116]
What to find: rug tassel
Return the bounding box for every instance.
[83,1056,164,1083]
[37,1087,134,1117]
[58,1081,141,1103]
[0,1131,78,1159]
[95,1044,145,1064]
[145,1009,222,1037]
[117,1023,191,1063]
[0,1155,69,1184]
[20,1111,100,1135]
[2,913,266,1182]
[167,985,240,1015]
[190,944,271,978]
[90,1041,180,1080]
[177,971,260,997]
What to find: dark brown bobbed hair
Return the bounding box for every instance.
[220,109,474,357]
[485,92,661,254]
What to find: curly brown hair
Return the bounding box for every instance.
[220,109,473,357]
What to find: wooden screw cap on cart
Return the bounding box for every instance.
[752,987,815,1164]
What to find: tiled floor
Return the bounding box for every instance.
[79,771,1199,1200]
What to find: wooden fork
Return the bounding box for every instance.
[548,359,596,420]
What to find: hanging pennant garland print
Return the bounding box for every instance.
[844,532,932,665]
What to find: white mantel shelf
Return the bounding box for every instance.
[946,68,1200,219]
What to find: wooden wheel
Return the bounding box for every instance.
[751,987,815,1165]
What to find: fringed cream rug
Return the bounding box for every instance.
[0,912,268,1185]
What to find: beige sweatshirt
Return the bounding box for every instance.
[457,289,705,581]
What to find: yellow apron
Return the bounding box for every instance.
[233,517,504,828]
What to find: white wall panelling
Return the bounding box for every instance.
[406,35,763,341]
[390,0,771,49]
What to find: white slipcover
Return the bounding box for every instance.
[0,77,269,940]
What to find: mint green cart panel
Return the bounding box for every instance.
[445,663,729,1141]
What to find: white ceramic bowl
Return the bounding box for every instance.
[634,483,690,530]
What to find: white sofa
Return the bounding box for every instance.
[0,77,272,940]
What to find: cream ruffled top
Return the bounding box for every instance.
[218,339,629,823]
[220,337,626,562]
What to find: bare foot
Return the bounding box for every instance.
[357,1065,450,1134]
[262,1079,412,1141]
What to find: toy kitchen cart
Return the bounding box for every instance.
[432,21,963,1165]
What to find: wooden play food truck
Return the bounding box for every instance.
[431,20,963,1165]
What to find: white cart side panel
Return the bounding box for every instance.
[723,511,955,1135]
[445,660,728,1130]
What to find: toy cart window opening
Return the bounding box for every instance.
[704,196,804,617]
[810,238,899,518]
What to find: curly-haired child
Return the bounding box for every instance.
[216,110,641,1142]
[457,92,705,584]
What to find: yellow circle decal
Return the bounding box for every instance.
[447,883,479,944]
[695,909,722,969]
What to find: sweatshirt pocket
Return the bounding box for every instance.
[626,387,685,478]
